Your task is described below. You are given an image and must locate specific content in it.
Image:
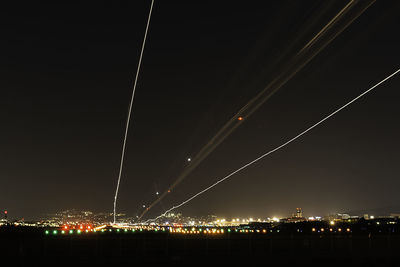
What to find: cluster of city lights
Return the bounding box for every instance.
[44,222,357,236]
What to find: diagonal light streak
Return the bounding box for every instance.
[113,0,155,224]
[143,68,400,224]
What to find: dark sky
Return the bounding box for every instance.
[1,1,400,220]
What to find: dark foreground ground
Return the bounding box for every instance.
[1,227,400,266]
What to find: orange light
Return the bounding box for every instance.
[64,226,68,230]
[238,116,243,121]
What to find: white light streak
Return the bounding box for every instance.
[143,68,400,224]
[113,0,155,224]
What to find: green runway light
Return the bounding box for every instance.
[69,230,73,234]
[101,229,105,232]
[45,230,49,235]
[77,230,81,234]
[117,229,120,232]
[228,229,231,232]
[53,230,57,235]
[61,230,65,234]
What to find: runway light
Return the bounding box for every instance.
[69,230,73,234]
[187,158,191,162]
[238,116,243,121]
[330,221,335,225]
[45,230,49,235]
[61,231,65,234]
[53,230,57,235]
[77,230,81,234]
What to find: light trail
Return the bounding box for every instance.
[143,68,400,224]
[113,0,155,224]
[139,0,376,219]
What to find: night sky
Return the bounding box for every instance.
[1,1,400,220]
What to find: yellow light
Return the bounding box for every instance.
[338,228,342,232]
[330,221,335,225]
[312,228,316,232]
[346,228,351,232]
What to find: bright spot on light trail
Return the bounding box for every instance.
[187,158,191,162]
[238,116,243,121]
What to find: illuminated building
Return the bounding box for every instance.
[296,208,302,218]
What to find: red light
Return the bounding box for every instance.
[4,211,7,214]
